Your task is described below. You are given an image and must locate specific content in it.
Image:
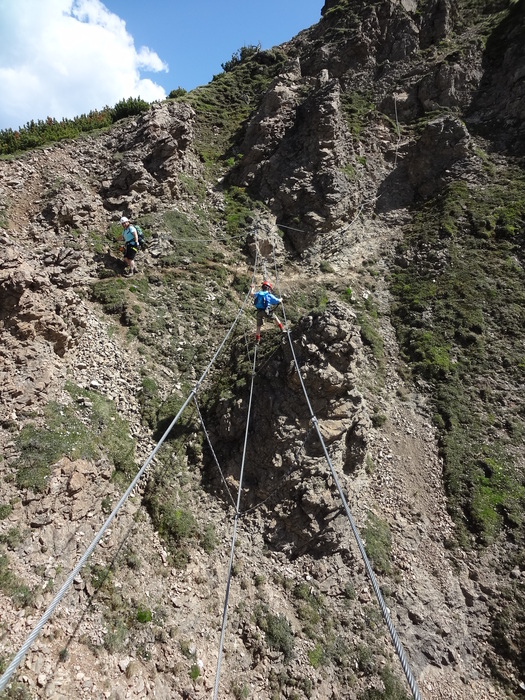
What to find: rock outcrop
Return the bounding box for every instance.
[0,1,524,699]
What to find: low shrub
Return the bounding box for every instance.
[0,504,13,520]
[255,605,295,661]
[0,553,33,607]
[136,607,152,623]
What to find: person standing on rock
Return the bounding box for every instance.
[250,280,284,343]
[119,216,139,276]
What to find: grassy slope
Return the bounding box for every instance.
[388,0,525,681]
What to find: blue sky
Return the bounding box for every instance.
[0,0,323,131]
[103,0,323,94]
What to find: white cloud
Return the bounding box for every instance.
[0,0,168,130]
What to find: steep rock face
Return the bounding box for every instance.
[405,115,472,197]
[199,295,501,696]
[415,47,484,113]
[0,101,197,247]
[418,0,459,48]
[102,101,196,212]
[0,242,87,422]
[466,0,525,151]
[233,73,358,250]
[228,0,525,257]
[229,0,492,251]
[0,1,524,699]
[318,0,420,70]
[206,301,370,552]
[0,101,198,433]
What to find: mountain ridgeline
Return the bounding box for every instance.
[0,1,524,699]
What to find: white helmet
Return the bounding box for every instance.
[120,216,129,223]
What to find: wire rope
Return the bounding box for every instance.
[276,222,309,234]
[270,246,422,700]
[242,327,250,357]
[260,252,269,282]
[162,232,249,244]
[3,214,421,698]
[0,286,254,694]
[212,344,258,700]
[193,396,237,510]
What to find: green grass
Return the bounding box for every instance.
[320,260,336,273]
[14,406,94,491]
[14,384,135,491]
[0,97,150,156]
[294,583,322,636]
[231,681,250,700]
[91,277,128,314]
[340,91,375,138]
[139,376,160,429]
[200,523,218,553]
[362,513,392,575]
[136,606,152,623]
[160,209,210,264]
[281,286,331,324]
[308,643,325,669]
[389,161,525,690]
[359,666,411,699]
[354,296,384,366]
[0,678,32,699]
[0,504,13,520]
[223,186,264,238]
[104,617,129,653]
[142,445,201,569]
[255,605,295,661]
[0,528,23,550]
[391,173,525,547]
[0,553,33,607]
[181,46,287,169]
[357,310,384,364]
[89,562,165,656]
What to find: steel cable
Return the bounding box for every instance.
[270,243,422,700]
[0,284,254,693]
[212,343,258,700]
[193,396,237,510]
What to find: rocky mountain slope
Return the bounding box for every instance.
[0,0,524,698]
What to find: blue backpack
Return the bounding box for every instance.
[254,291,269,310]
